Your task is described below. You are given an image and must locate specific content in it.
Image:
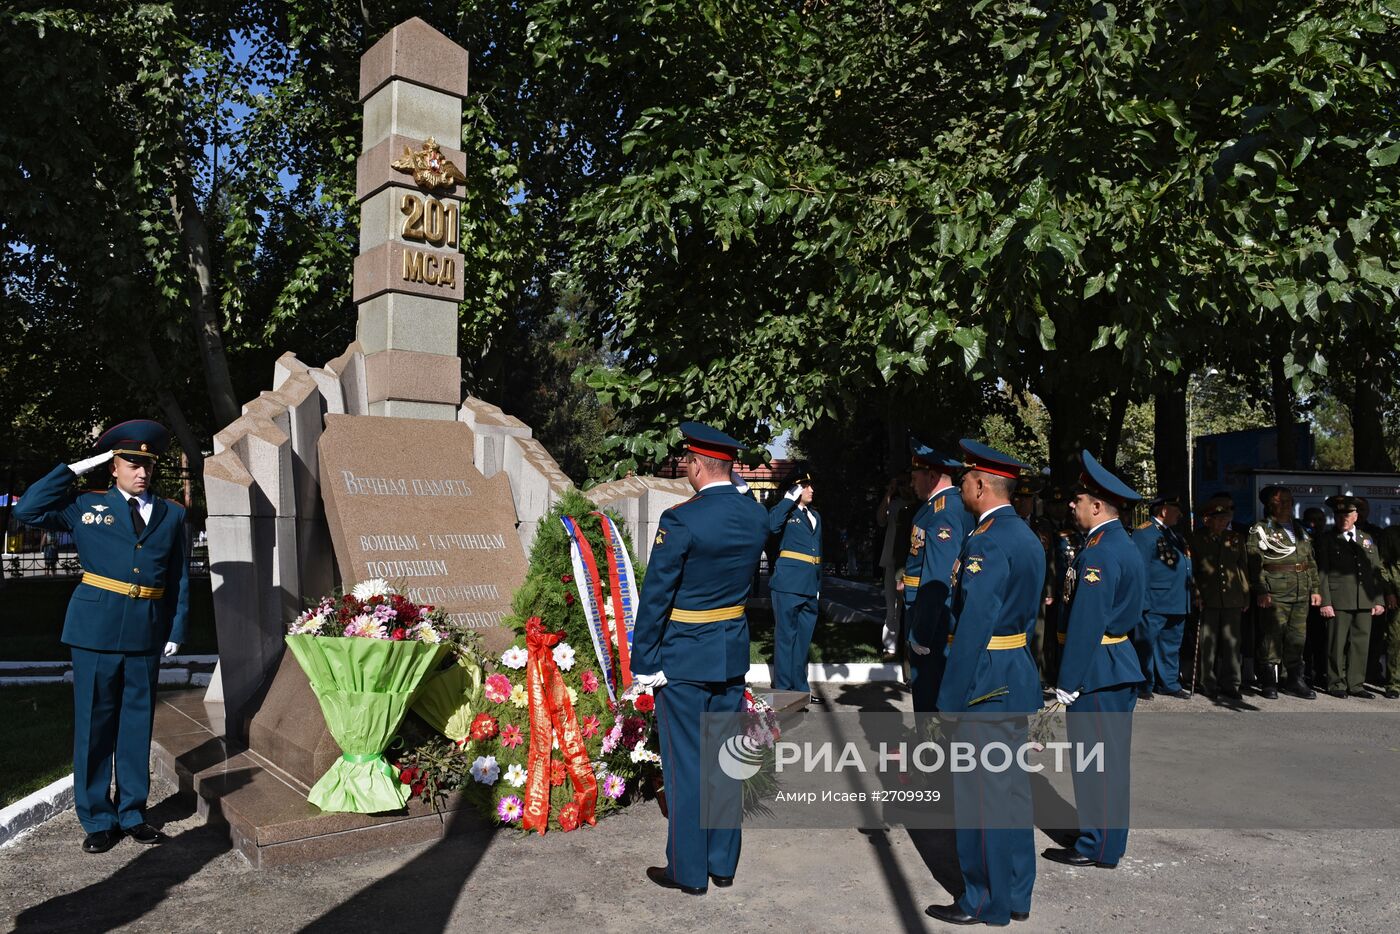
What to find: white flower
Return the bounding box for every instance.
[351,579,395,601]
[552,642,576,671]
[413,620,441,644]
[500,646,528,670]
[288,609,327,636]
[505,763,527,788]
[630,741,661,765]
[470,755,500,785]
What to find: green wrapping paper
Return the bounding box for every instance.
[284,634,449,813]
[410,652,483,742]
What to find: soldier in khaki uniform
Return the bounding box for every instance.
[1246,485,1321,700]
[1189,498,1248,700]
[1317,495,1389,698]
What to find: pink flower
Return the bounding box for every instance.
[484,673,512,705]
[497,795,523,823]
[601,773,626,800]
[581,715,601,738]
[581,671,599,694]
[500,723,524,749]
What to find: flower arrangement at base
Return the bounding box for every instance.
[283,580,462,813]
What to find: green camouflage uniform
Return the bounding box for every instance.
[1246,517,1320,682]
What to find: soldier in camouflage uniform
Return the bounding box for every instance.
[1247,485,1321,700]
[1317,495,1389,698]
[1188,498,1248,700]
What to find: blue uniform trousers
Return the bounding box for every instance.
[771,590,818,692]
[654,677,746,890]
[1066,684,1136,866]
[909,650,946,713]
[951,716,1035,924]
[1135,611,1185,692]
[70,647,161,832]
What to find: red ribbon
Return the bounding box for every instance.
[590,512,633,692]
[521,618,598,835]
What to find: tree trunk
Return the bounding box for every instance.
[1352,351,1396,472]
[170,176,240,431]
[1153,374,1188,498]
[1269,355,1298,469]
[1102,387,1130,470]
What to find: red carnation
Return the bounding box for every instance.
[527,615,543,627]
[398,766,421,786]
[634,693,655,713]
[565,592,576,606]
[550,760,566,786]
[469,712,499,741]
[558,801,581,832]
[390,627,407,641]
[410,780,427,796]
[561,573,573,583]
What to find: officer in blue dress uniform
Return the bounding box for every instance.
[904,440,972,712]
[631,422,769,895]
[1043,451,1147,870]
[15,420,189,853]
[768,472,821,696]
[1132,493,1194,700]
[926,441,1044,927]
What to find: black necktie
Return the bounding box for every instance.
[128,497,146,535]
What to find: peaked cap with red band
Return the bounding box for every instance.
[958,438,1028,480]
[679,421,743,462]
[95,419,171,462]
[1073,449,1141,508]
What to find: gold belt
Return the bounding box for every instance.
[670,605,745,624]
[1056,632,1129,645]
[947,633,1029,650]
[779,550,821,565]
[902,574,921,588]
[82,572,165,600]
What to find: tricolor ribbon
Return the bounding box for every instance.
[561,515,636,702]
[521,618,598,835]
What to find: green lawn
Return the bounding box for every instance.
[0,578,219,661]
[747,607,883,665]
[1,684,74,807]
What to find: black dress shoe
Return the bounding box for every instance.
[923,903,990,926]
[1348,689,1375,699]
[82,828,123,853]
[1011,911,1030,922]
[125,822,162,845]
[1328,689,1348,698]
[1156,688,1191,699]
[1260,685,1279,699]
[1041,846,1115,868]
[709,873,734,887]
[646,866,705,895]
[1385,690,1400,699]
[1137,688,1153,701]
[1219,688,1243,701]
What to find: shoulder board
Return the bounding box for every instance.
[1087,532,1104,547]
[669,495,700,511]
[81,488,109,495]
[1136,521,1152,530]
[972,518,994,536]
[1058,530,1072,539]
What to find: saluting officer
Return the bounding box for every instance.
[925,440,1044,927]
[1317,495,1388,698]
[1188,497,1249,700]
[903,440,970,713]
[768,472,821,697]
[1044,451,1147,870]
[1247,485,1321,700]
[631,422,769,896]
[15,420,189,853]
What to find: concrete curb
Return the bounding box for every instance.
[0,773,74,849]
[0,656,216,688]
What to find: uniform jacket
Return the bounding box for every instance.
[768,498,822,596]
[1057,519,1147,694]
[936,504,1044,714]
[1134,518,1193,615]
[1316,529,1388,610]
[902,499,935,609]
[1246,517,1320,599]
[15,463,189,653]
[909,486,972,648]
[1188,527,1250,609]
[631,484,768,683]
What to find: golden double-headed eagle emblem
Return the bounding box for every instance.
[391,137,467,190]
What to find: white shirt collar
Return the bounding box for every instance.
[1087,517,1118,538]
[698,480,732,492]
[116,487,151,507]
[978,503,1014,523]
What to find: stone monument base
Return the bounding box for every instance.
[150,690,485,868]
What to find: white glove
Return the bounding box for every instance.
[908,639,932,656]
[164,642,180,657]
[785,484,803,501]
[1054,688,1079,706]
[68,450,114,475]
[635,670,668,689]
[730,469,751,494]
